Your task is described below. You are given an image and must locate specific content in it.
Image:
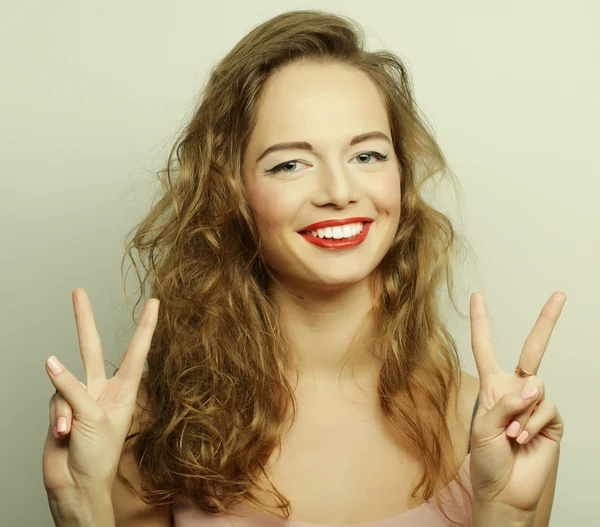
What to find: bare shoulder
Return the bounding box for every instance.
[112,371,173,527]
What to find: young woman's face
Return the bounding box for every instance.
[242,61,401,291]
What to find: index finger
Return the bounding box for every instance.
[72,288,107,388]
[470,291,501,380]
[116,299,159,386]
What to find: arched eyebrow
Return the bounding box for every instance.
[255,131,391,164]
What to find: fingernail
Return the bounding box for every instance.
[521,385,538,400]
[47,356,64,376]
[516,430,529,444]
[57,417,67,433]
[507,421,521,437]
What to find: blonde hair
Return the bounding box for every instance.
[116,9,475,525]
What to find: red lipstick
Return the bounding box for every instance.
[299,217,374,231]
[298,219,373,250]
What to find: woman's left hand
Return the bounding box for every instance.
[468,291,566,513]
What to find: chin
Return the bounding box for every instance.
[263,235,391,291]
[296,268,375,292]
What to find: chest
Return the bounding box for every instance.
[251,386,470,524]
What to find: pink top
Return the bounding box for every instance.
[172,453,473,527]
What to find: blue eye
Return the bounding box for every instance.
[265,151,389,175]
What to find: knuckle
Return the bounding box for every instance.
[524,375,545,397]
[556,408,563,423]
[56,397,73,415]
[528,374,542,386]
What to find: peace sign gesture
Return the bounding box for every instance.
[468,291,565,514]
[42,288,160,498]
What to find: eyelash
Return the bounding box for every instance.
[265,151,389,175]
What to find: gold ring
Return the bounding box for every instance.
[515,365,532,377]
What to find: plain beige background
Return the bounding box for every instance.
[1,1,597,525]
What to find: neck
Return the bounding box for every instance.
[268,275,382,387]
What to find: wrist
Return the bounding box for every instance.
[472,500,536,527]
[47,487,115,527]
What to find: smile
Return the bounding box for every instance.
[304,221,364,239]
[298,221,373,249]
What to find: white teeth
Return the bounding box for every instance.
[306,222,365,239]
[331,227,342,239]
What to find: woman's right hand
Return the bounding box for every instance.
[42,287,160,497]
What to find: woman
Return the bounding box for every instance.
[42,10,565,527]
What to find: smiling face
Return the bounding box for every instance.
[242,61,401,293]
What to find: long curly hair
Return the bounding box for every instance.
[115,8,476,525]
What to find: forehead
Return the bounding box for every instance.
[248,62,390,149]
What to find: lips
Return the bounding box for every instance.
[299,220,373,249]
[298,216,374,232]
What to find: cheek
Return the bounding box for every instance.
[374,171,402,217]
[249,184,297,239]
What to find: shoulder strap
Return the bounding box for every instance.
[467,394,479,454]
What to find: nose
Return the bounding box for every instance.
[312,163,360,209]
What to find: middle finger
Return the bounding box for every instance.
[516,292,566,376]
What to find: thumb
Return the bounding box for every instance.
[45,356,100,422]
[478,378,542,435]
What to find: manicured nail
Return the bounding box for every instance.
[516,430,529,444]
[56,417,67,433]
[506,421,521,437]
[521,385,537,400]
[47,356,64,376]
